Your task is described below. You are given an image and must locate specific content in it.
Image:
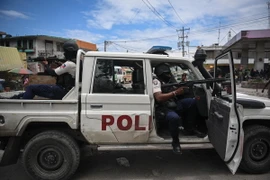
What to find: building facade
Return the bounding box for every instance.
[0,34,97,59]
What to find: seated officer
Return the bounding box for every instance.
[23,40,78,99]
[153,63,204,154]
[10,40,78,100]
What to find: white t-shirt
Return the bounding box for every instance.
[54,61,76,78]
[153,79,162,94]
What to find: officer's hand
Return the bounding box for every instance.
[43,60,48,65]
[174,86,189,95]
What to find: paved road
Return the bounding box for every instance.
[1,149,269,180]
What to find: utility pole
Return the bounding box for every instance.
[228,30,231,42]
[104,41,112,52]
[268,2,270,29]
[104,41,107,52]
[177,27,190,57]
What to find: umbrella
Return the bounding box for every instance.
[8,68,34,75]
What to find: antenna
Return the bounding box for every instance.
[218,21,220,45]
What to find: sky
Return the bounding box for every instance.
[0,0,269,54]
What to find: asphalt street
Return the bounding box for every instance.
[0,149,269,180]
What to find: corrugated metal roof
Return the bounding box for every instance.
[0,46,23,71]
[76,39,97,51]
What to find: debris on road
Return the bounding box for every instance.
[116,157,130,167]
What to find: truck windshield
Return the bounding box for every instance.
[169,64,197,83]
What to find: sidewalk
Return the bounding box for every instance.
[236,84,268,98]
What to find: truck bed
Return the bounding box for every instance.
[0,98,78,136]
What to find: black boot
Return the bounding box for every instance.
[172,143,182,155]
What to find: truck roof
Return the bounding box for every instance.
[84,51,193,62]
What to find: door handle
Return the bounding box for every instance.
[90,104,103,108]
[214,111,223,120]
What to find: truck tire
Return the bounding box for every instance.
[240,125,270,174]
[21,130,80,180]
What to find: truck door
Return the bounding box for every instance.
[207,51,244,174]
[81,57,152,144]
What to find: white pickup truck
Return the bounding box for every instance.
[0,48,270,180]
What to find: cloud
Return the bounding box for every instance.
[0,10,29,19]
[82,0,268,30]
[74,0,269,52]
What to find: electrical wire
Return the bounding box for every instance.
[168,0,185,25]
[112,42,142,52]
[105,15,268,44]
[190,16,268,35]
[142,0,177,29]
[129,4,144,23]
[112,43,120,51]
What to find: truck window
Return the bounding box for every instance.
[152,62,197,82]
[92,59,145,94]
[214,55,232,99]
[169,64,197,82]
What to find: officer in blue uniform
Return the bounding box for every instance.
[22,40,78,99]
[153,63,204,154]
[7,40,78,100]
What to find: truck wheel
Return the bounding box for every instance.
[240,125,270,174]
[22,130,80,180]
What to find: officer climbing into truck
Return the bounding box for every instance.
[153,63,205,154]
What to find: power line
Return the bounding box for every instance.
[190,16,268,36]
[112,43,120,52]
[112,42,142,52]
[168,0,185,25]
[142,0,177,29]
[188,13,267,35]
[107,15,268,44]
[129,4,144,23]
[109,34,177,43]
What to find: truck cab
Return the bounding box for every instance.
[0,48,270,180]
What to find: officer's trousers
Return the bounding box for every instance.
[166,98,196,146]
[23,84,66,100]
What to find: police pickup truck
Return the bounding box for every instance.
[0,48,270,180]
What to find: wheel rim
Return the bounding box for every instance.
[38,147,64,171]
[250,138,269,161]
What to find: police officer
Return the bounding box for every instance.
[153,63,202,154]
[22,40,78,99]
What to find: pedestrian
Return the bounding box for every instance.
[262,79,270,99]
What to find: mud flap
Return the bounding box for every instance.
[0,137,22,166]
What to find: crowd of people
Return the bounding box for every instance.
[235,67,270,83]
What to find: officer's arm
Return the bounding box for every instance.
[43,64,58,76]
[154,91,175,102]
[153,78,184,102]
[154,86,186,102]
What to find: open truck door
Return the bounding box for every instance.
[207,51,244,174]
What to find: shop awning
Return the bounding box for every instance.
[0,46,23,71]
